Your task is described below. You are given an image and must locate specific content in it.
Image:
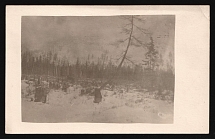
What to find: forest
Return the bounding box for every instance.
[21,44,174,92]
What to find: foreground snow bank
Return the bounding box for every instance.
[21,81,174,123]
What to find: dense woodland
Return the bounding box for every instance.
[21,45,174,91]
[22,51,145,80]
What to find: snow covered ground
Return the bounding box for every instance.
[21,81,174,123]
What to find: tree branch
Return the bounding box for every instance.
[115,53,124,62]
[133,16,146,23]
[99,16,134,90]
[120,27,132,35]
[118,38,129,44]
[131,41,142,47]
[125,57,136,65]
[133,24,150,35]
[131,36,149,48]
[123,23,132,28]
[110,37,129,47]
[131,36,143,45]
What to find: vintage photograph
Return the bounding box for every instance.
[21,15,175,123]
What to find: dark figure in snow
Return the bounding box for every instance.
[55,82,59,90]
[34,84,43,102]
[93,88,102,104]
[34,80,49,103]
[92,88,103,117]
[119,89,124,99]
[80,89,85,96]
[41,84,49,103]
[62,82,67,92]
[49,82,53,89]
[34,77,42,102]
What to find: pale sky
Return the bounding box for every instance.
[21,15,175,69]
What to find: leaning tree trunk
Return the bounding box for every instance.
[99,16,134,90]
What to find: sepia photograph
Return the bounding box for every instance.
[21,15,175,123]
[6,5,209,134]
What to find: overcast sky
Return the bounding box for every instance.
[21,15,175,68]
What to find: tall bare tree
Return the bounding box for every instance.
[99,15,150,90]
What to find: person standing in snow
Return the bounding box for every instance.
[93,88,102,104]
[34,82,43,102]
[92,87,103,116]
[41,81,50,103]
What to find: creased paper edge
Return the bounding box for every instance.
[199,5,210,21]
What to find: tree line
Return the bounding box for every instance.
[21,49,174,91]
[21,50,145,81]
